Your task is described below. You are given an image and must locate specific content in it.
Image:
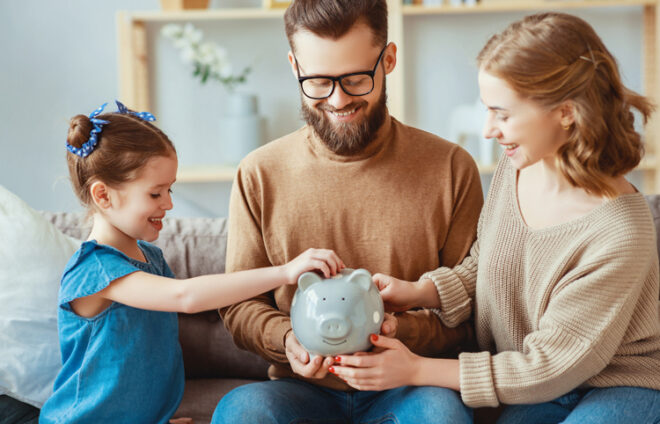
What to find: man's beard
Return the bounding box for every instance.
[301,79,388,156]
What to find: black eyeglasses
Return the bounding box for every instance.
[294,44,388,100]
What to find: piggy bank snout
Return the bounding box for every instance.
[318,315,351,340]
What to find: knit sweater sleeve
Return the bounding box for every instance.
[459,214,656,407]
[421,240,479,328]
[219,164,291,366]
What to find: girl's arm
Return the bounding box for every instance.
[100,248,343,314]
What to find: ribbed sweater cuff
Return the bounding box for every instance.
[265,318,292,361]
[422,269,471,327]
[459,351,499,408]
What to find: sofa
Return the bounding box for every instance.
[37,194,660,424]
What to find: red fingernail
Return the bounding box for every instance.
[371,334,379,342]
[334,356,341,363]
[328,366,335,373]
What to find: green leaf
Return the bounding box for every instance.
[201,65,210,84]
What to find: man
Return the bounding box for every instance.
[212,0,483,422]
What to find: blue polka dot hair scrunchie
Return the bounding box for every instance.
[66,100,156,158]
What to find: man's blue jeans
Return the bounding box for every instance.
[497,386,660,424]
[211,378,471,424]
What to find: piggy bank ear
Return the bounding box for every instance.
[298,272,322,291]
[347,269,373,291]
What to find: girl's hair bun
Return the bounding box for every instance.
[67,114,92,149]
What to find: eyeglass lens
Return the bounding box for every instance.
[301,74,374,99]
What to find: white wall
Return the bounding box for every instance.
[0,2,646,216]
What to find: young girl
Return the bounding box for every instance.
[38,101,344,424]
[329,13,660,423]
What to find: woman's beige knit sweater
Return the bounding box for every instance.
[423,158,660,408]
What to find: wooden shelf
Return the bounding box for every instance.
[118,0,660,192]
[403,0,657,15]
[174,158,658,182]
[122,8,284,22]
[177,165,237,183]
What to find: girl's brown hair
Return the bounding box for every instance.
[478,12,654,197]
[66,112,176,208]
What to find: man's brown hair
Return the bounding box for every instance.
[284,0,388,52]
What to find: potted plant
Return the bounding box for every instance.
[161,23,263,165]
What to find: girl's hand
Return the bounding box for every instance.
[329,334,422,391]
[284,248,344,283]
[372,273,421,312]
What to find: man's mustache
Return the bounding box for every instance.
[317,101,367,114]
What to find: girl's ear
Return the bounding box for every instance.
[90,181,112,210]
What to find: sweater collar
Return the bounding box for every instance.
[304,113,393,163]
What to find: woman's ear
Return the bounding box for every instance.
[559,100,576,128]
[90,181,112,210]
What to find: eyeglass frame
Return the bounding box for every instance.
[294,44,389,100]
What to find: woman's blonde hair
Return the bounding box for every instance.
[478,12,654,197]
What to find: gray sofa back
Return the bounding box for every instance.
[42,194,660,381]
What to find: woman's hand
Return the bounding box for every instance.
[373,273,422,312]
[283,248,345,283]
[329,334,422,391]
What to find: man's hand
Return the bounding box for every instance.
[285,330,333,379]
[372,313,397,353]
[380,312,397,338]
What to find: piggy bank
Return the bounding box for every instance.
[290,268,384,356]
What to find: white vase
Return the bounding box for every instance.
[218,92,265,165]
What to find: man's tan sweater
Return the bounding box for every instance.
[221,115,484,390]
[423,158,660,408]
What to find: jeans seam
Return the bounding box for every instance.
[360,412,399,424]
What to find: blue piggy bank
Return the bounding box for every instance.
[290,268,384,356]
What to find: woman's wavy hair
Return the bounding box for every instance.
[478,12,654,197]
[66,112,175,208]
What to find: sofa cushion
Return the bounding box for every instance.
[0,187,80,408]
[646,195,660,266]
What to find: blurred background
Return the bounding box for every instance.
[0,0,647,216]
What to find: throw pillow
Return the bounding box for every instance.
[0,185,80,407]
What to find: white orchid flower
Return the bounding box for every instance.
[161,22,249,90]
[182,23,203,44]
[161,24,183,40]
[180,46,197,65]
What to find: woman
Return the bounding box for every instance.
[329,12,660,423]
